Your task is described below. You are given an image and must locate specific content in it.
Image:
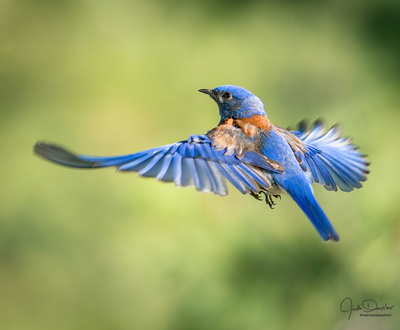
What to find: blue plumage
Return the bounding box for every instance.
[34,85,370,242]
[291,121,369,192]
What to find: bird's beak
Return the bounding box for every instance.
[198,88,216,99]
[198,88,212,95]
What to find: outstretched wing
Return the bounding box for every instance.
[34,134,282,196]
[279,120,370,192]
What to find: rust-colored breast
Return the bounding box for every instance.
[235,115,272,131]
[206,115,272,157]
[234,115,272,138]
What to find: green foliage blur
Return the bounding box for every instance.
[1,0,400,329]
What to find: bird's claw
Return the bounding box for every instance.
[250,191,281,209]
[265,193,276,208]
[250,191,263,201]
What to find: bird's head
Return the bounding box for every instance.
[199,85,266,122]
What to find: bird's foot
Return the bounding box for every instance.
[250,191,263,201]
[265,194,281,209]
[265,193,276,209]
[250,191,281,209]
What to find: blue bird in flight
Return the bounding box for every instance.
[34,85,370,242]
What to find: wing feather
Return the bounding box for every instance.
[34,134,274,196]
[283,121,370,192]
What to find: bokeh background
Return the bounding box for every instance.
[1,0,400,329]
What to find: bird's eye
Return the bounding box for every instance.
[222,92,232,100]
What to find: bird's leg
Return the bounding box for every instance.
[250,191,263,201]
[250,191,281,209]
[264,193,276,209]
[263,192,281,209]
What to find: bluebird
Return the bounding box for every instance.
[34,85,370,241]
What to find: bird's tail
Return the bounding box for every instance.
[33,142,139,168]
[290,191,339,242]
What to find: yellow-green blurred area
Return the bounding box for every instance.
[1,0,400,329]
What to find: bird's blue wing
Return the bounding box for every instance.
[287,120,370,192]
[34,135,278,196]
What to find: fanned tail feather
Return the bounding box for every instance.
[291,190,340,242]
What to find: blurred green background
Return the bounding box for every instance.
[1,0,400,329]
